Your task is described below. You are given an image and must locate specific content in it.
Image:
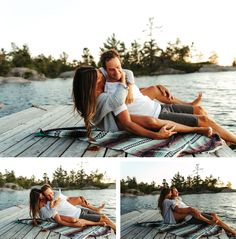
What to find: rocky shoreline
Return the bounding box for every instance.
[1,65,236,84]
[121,188,236,197]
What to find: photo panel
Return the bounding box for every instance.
[0,158,117,238]
[120,158,236,238]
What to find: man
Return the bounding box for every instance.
[40,184,116,231]
[97,49,236,145]
[41,184,104,213]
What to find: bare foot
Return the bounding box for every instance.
[197,127,213,137]
[98,203,105,211]
[191,92,202,106]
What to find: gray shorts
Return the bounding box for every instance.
[79,208,101,222]
[158,104,198,127]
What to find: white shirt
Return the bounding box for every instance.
[105,82,161,118]
[42,192,81,219]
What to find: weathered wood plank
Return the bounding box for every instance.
[61,140,90,157]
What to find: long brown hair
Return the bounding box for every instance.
[29,188,42,225]
[157,187,171,216]
[72,66,97,137]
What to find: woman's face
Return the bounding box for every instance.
[166,191,172,199]
[95,70,105,97]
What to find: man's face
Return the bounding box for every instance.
[105,57,122,82]
[172,188,179,197]
[43,188,54,201]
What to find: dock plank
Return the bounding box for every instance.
[0,105,235,157]
[121,210,230,239]
[0,206,115,239]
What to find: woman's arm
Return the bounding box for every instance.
[53,214,104,227]
[116,110,176,139]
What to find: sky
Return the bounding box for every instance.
[1,0,236,65]
[121,158,236,188]
[0,158,118,182]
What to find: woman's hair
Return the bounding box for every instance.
[157,187,171,215]
[29,188,42,225]
[100,49,121,69]
[72,66,97,137]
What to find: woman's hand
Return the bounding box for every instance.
[120,70,126,85]
[125,84,134,104]
[53,197,61,207]
[157,125,177,139]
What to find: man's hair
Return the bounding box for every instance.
[100,49,121,69]
[41,184,52,193]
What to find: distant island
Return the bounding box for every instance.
[121,170,235,196]
[1,34,236,84]
[0,166,115,190]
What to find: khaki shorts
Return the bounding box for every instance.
[158,104,198,127]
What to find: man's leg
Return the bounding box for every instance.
[140,86,202,106]
[67,197,105,213]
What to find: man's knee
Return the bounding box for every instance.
[194,105,207,115]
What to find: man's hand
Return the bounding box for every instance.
[157,85,174,100]
[53,197,61,207]
[119,70,126,84]
[157,125,177,139]
[125,84,134,104]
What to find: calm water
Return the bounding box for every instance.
[0,71,236,134]
[0,189,116,221]
[121,192,236,227]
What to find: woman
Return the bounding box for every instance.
[72,66,236,145]
[29,189,116,231]
[157,188,236,236]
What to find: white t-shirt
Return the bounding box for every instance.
[105,82,161,118]
[43,192,81,219]
[162,199,177,224]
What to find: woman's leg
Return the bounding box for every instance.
[211,213,236,236]
[100,215,116,231]
[197,115,236,144]
[130,115,212,137]
[67,196,105,213]
[140,86,202,106]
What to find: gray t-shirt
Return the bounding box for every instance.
[162,199,177,224]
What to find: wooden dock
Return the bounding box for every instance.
[0,105,235,157]
[121,210,230,239]
[0,205,114,239]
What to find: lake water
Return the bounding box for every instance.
[121,192,236,228]
[0,71,236,134]
[0,189,116,221]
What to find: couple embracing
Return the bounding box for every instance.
[29,184,116,231]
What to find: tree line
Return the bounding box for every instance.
[2,32,234,78]
[121,172,233,195]
[0,166,112,189]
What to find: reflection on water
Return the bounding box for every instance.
[0,189,116,221]
[121,192,236,227]
[0,72,236,134]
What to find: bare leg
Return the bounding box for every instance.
[100,215,116,232]
[173,211,213,225]
[67,196,105,213]
[140,86,202,106]
[130,115,212,137]
[197,115,236,144]
[211,213,236,236]
[59,215,105,227]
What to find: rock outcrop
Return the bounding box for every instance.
[58,71,75,79]
[7,67,46,81]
